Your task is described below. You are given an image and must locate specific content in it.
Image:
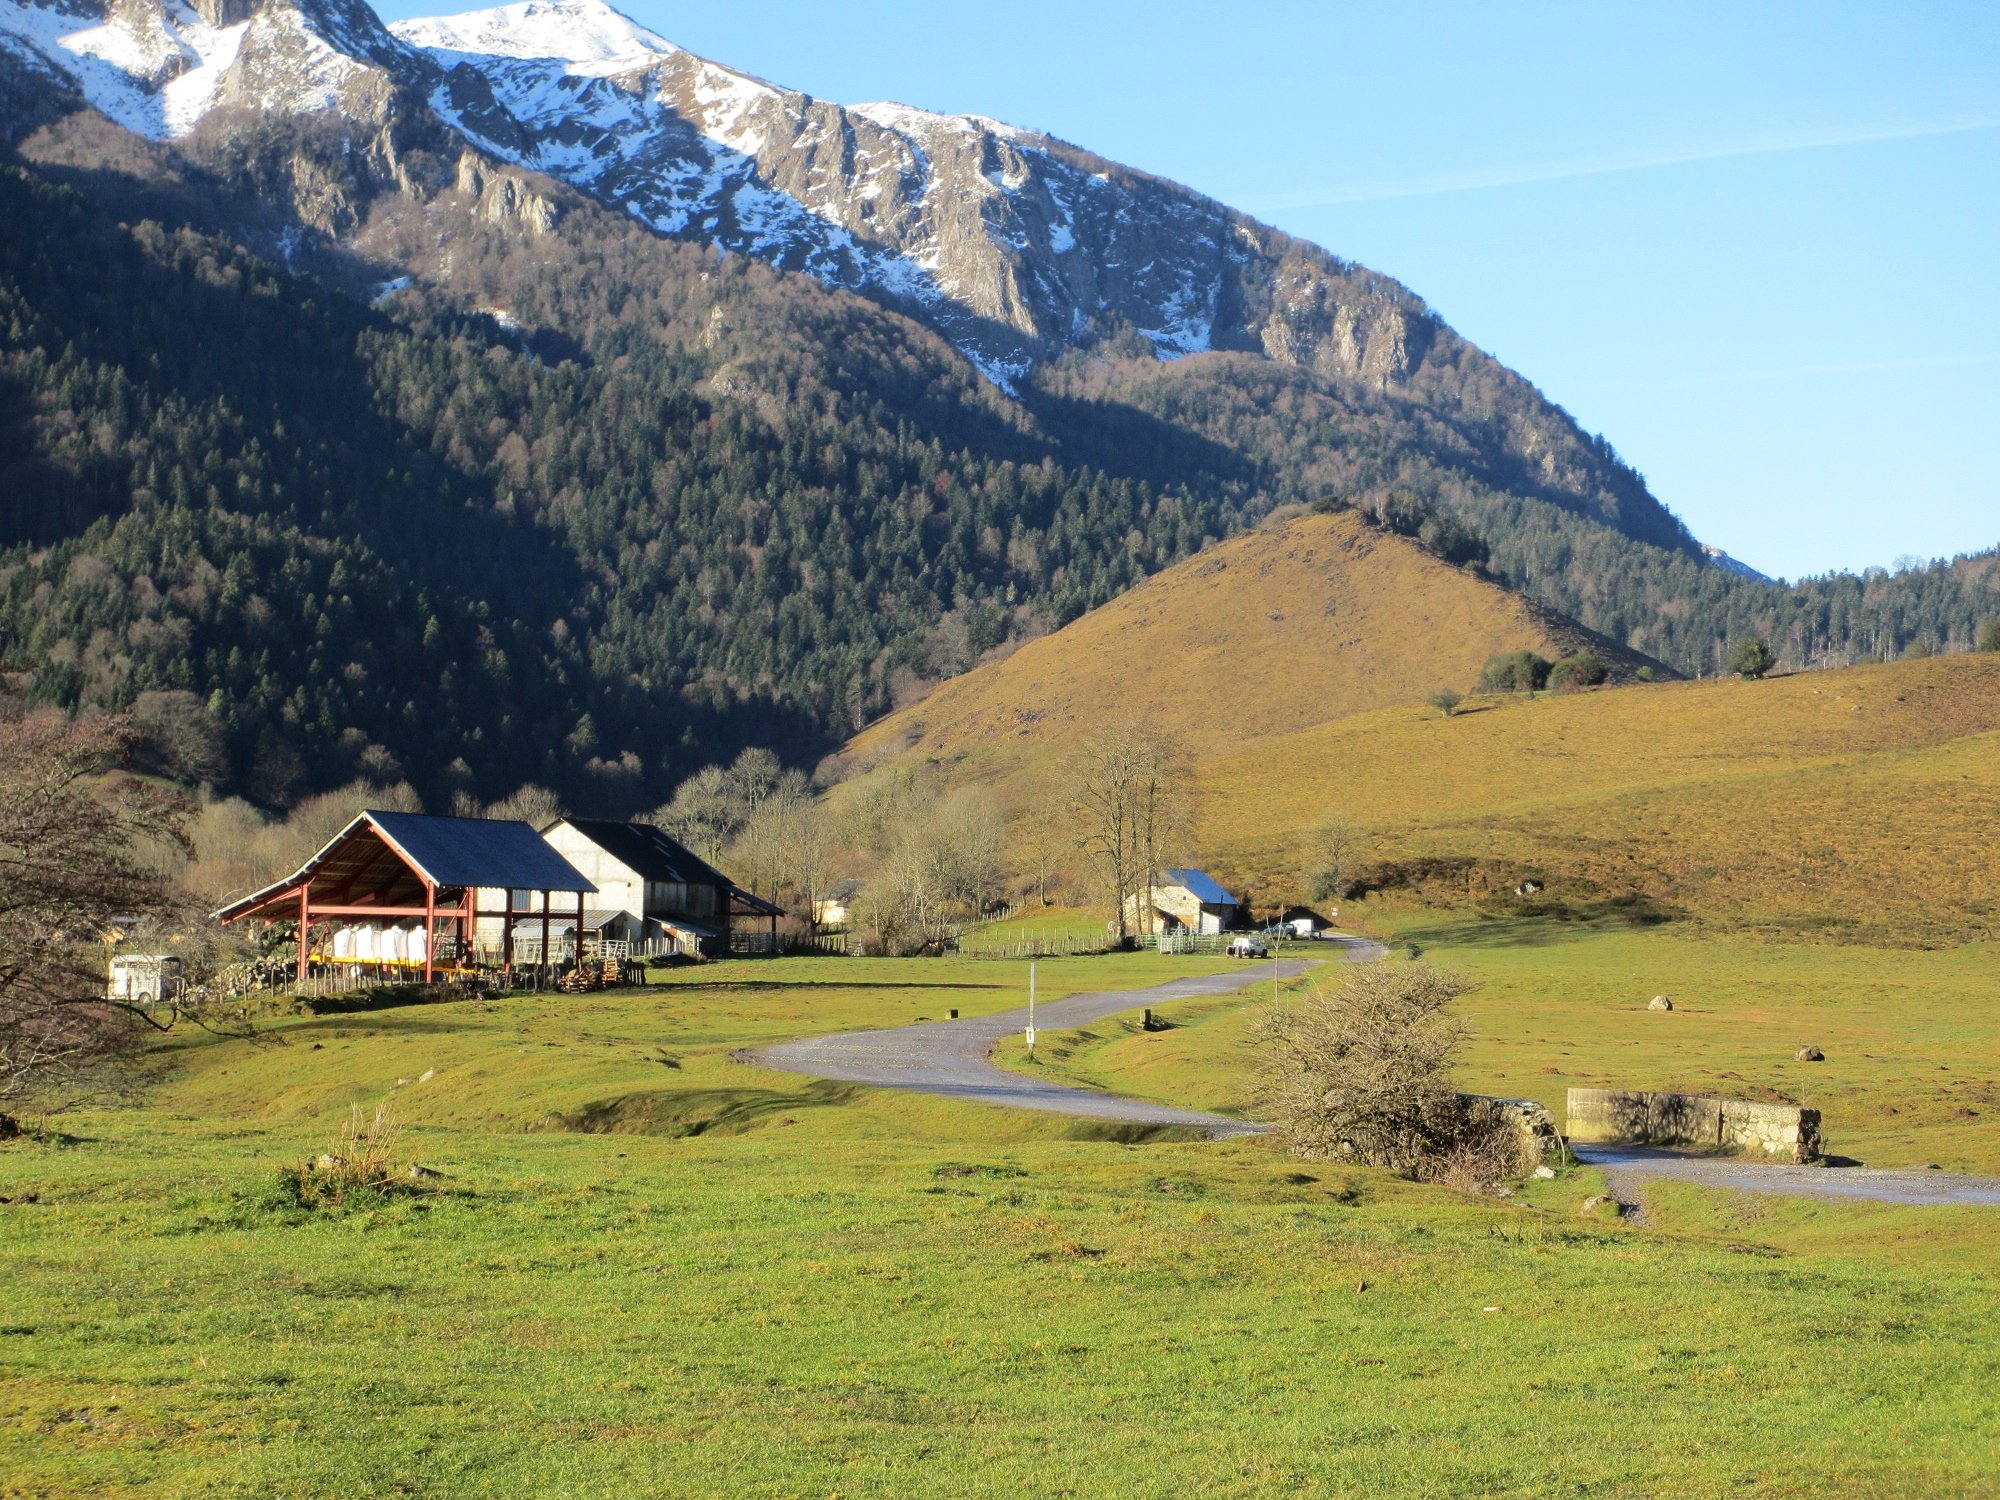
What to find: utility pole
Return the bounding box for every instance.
[1025,960,1037,1062]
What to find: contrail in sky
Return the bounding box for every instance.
[1255,118,2000,210]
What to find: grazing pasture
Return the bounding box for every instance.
[3,946,1996,1497]
[846,645,2000,946]
[1005,916,2000,1174]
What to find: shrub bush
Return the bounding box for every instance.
[1478,650,1551,693]
[282,1102,429,1209]
[1726,638,1776,679]
[1548,650,1608,691]
[1255,961,1478,1176]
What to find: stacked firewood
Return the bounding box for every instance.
[556,958,623,993]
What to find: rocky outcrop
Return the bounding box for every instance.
[455,151,555,234]
[389,1,1442,388]
[192,0,265,28]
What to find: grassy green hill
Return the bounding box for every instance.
[1197,653,2000,942]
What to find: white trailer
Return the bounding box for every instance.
[107,954,184,1007]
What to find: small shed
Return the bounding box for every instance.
[213,810,596,982]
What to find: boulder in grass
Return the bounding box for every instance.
[1796,1044,1825,1062]
[1648,995,1673,1011]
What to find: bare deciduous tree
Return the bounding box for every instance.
[1012,796,1070,908]
[1064,727,1194,941]
[651,765,732,866]
[1254,961,1474,1174]
[1302,809,1357,907]
[482,783,563,828]
[0,710,196,1103]
[860,787,1005,953]
[726,747,781,820]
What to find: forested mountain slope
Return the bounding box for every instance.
[0,155,1234,804]
[0,0,1994,811]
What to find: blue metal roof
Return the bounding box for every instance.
[1162,868,1237,907]
[368,811,596,894]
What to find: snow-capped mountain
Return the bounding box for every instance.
[0,0,1437,390]
[395,0,1299,385]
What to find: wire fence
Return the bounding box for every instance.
[951,929,1120,959]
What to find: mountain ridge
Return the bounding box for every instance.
[0,0,1698,566]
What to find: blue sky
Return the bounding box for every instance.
[377,0,1999,579]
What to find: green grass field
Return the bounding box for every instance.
[4,940,1998,1497]
[1002,913,2000,1174]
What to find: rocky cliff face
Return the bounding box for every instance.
[398,0,1440,389]
[1,0,1447,393]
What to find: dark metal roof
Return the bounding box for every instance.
[369,811,596,893]
[729,887,785,918]
[1161,868,1238,907]
[214,810,594,923]
[555,817,785,917]
[510,908,635,937]
[557,818,732,887]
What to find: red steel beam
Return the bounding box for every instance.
[302,904,438,918]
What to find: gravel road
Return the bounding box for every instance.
[1573,1143,2000,1207]
[754,941,1382,1134]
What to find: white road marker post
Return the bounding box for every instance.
[1025,960,1037,1062]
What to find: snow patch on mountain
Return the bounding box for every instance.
[393,0,672,65]
[0,0,1415,394]
[0,0,371,139]
[1700,545,1776,585]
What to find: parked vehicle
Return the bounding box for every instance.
[107,954,184,1007]
[1227,935,1270,959]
